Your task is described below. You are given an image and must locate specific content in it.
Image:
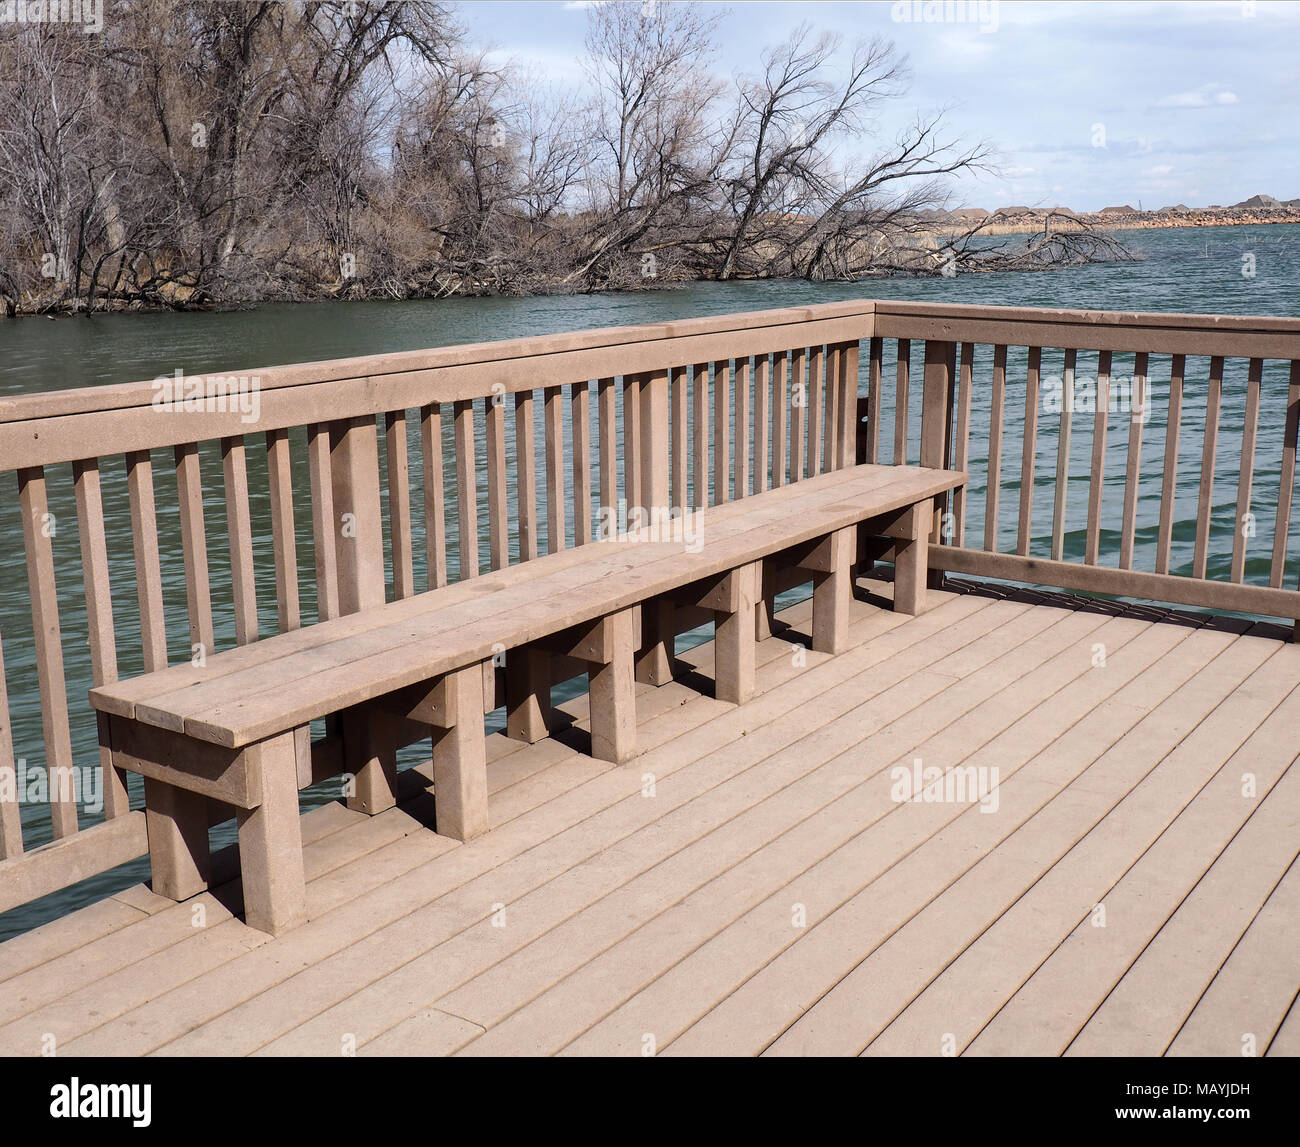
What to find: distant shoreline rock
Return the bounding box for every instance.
[932,195,1300,235]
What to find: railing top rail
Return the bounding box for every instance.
[871,299,1300,334]
[0,299,878,428]
[871,300,1300,360]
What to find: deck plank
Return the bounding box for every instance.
[453,608,1126,1056]
[63,593,975,1057]
[1169,852,1300,1057]
[662,628,1268,1056]
[953,638,1294,1057]
[240,595,999,1057]
[5,584,1298,1059]
[1063,731,1300,1057]
[212,594,1004,1056]
[853,641,1299,1058]
[562,616,1188,1056]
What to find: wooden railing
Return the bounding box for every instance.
[869,302,1300,623]
[0,301,868,917]
[2,297,1299,925]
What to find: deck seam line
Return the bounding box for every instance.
[1166,845,1300,1056]
[438,605,1116,1047]
[957,633,1292,1056]
[239,595,1013,1050]
[660,616,1212,1057]
[550,616,1168,1056]
[247,595,1021,1052]
[194,591,996,1053]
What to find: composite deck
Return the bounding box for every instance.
[1,576,1297,1058]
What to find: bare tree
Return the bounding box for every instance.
[575,0,726,285]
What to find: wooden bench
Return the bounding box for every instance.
[90,463,965,935]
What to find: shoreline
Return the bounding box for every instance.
[938,210,1300,238]
[4,219,1296,321]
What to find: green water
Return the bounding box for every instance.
[1,223,1297,939]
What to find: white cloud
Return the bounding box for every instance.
[1145,164,1174,175]
[1157,83,1239,109]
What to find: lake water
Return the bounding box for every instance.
[2,223,1297,939]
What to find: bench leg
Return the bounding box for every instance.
[294,725,313,789]
[812,526,855,654]
[589,608,637,764]
[754,562,776,641]
[636,597,676,685]
[236,731,306,936]
[432,663,490,842]
[506,644,550,743]
[716,562,760,705]
[144,777,211,902]
[893,498,932,616]
[344,706,398,815]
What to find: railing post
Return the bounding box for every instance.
[920,340,957,587]
[329,416,386,613]
[639,369,671,519]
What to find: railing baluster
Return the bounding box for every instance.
[1119,352,1148,570]
[984,345,1006,552]
[639,370,669,514]
[1193,356,1224,579]
[264,428,303,625]
[1231,358,1263,583]
[824,345,839,472]
[1052,348,1075,561]
[953,342,974,548]
[773,351,788,486]
[865,337,883,465]
[418,406,447,590]
[753,354,770,493]
[714,359,731,503]
[308,423,342,614]
[571,381,593,546]
[515,391,538,561]
[836,340,859,469]
[73,458,129,819]
[19,467,78,840]
[0,632,20,857]
[1086,351,1111,565]
[1017,347,1041,555]
[485,395,509,569]
[1156,355,1185,574]
[671,367,688,511]
[808,344,824,476]
[693,362,710,507]
[1271,360,1300,588]
[544,384,567,552]
[734,357,750,498]
[220,437,259,643]
[894,339,910,465]
[598,378,616,533]
[623,374,642,512]
[921,341,956,552]
[171,445,216,651]
[790,347,806,482]
[453,398,479,579]
[128,449,171,667]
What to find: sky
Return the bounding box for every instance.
[455,0,1300,213]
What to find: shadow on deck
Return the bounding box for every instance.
[1,575,1297,1057]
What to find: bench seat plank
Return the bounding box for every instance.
[90,465,906,721]
[93,465,964,749]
